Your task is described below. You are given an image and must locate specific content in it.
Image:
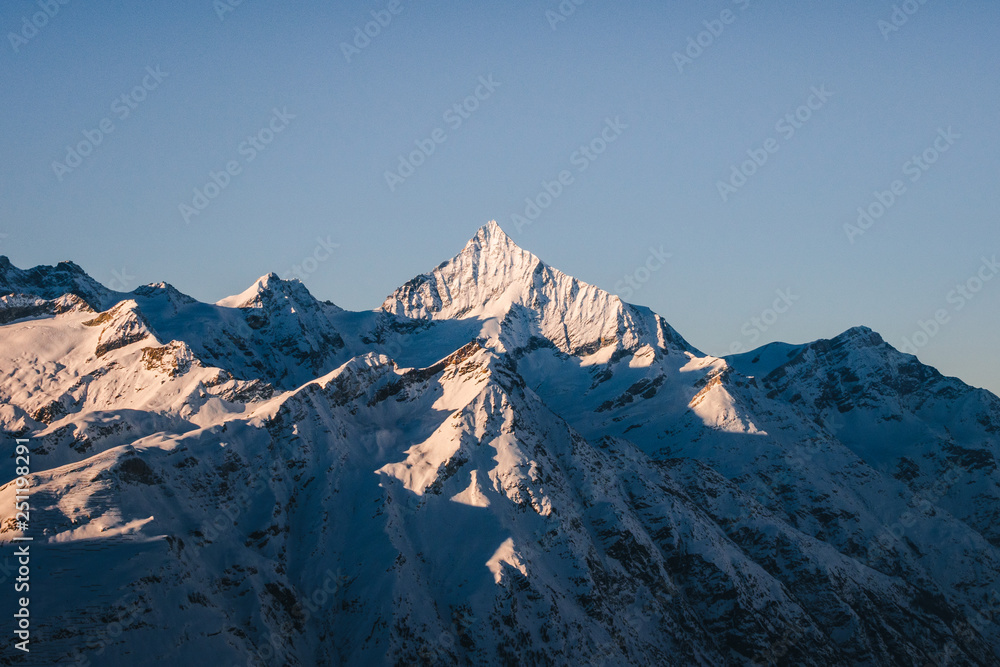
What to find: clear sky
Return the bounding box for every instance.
[1,0,998,394]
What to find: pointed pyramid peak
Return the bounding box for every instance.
[383,221,547,320]
[216,271,324,310]
[381,220,693,358]
[246,272,284,291]
[473,220,512,245]
[462,220,526,261]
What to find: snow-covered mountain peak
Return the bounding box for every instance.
[215,272,282,308]
[468,218,520,252]
[0,255,116,310]
[381,221,547,319]
[132,281,195,301]
[785,325,897,378]
[832,324,886,349]
[382,222,694,359]
[216,272,335,313]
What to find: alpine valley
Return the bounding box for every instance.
[2,221,999,666]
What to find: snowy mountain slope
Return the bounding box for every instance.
[727,326,1000,549]
[5,343,995,665]
[449,268,1000,662]
[1,223,999,666]
[0,293,272,469]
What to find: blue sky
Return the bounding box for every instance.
[1,0,998,394]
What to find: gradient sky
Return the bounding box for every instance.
[1,0,998,394]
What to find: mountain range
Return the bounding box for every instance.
[2,221,999,665]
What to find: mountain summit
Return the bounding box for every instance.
[0,255,116,310]
[382,220,565,320]
[216,271,339,314]
[383,221,693,357]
